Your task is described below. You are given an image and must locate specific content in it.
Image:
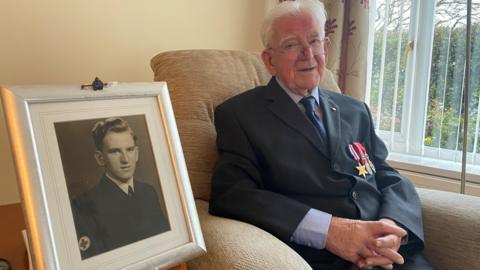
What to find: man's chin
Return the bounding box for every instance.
[296,83,320,92]
[110,174,133,183]
[294,78,320,89]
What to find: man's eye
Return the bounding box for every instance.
[284,43,300,50]
[310,38,321,46]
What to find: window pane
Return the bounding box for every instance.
[424,0,480,157]
[370,0,411,132]
[472,23,480,155]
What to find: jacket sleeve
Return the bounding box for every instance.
[209,102,311,242]
[365,103,425,256]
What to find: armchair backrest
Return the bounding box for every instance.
[151,49,340,201]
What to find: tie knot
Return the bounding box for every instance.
[128,186,134,196]
[300,96,317,112]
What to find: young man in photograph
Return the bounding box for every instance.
[72,117,170,259]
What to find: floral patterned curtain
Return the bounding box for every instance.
[279,0,370,101]
[323,0,369,100]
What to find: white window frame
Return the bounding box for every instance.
[366,0,480,187]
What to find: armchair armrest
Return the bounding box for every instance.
[417,188,480,270]
[188,200,312,270]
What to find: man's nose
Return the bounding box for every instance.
[120,152,129,163]
[300,44,314,58]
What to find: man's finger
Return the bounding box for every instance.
[375,234,400,249]
[379,264,394,270]
[375,221,407,237]
[363,255,393,267]
[373,247,404,265]
[359,246,377,259]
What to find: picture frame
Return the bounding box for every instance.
[1,82,205,270]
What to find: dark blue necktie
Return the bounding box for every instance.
[300,96,328,143]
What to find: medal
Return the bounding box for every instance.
[366,154,376,173]
[79,236,91,251]
[348,144,367,177]
[353,142,372,175]
[356,163,368,177]
[356,143,376,173]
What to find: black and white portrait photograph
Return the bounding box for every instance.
[55,115,170,259]
[1,84,205,269]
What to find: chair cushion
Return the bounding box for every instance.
[417,188,480,269]
[151,49,340,200]
[188,200,312,270]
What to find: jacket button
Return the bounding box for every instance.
[333,163,340,171]
[351,191,358,201]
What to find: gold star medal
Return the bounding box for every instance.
[356,164,367,177]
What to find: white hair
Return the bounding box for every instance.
[260,0,327,48]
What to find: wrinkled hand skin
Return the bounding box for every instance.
[325,217,406,270]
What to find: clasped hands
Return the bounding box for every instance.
[325,217,406,270]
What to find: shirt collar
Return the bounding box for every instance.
[105,173,134,195]
[275,77,319,105]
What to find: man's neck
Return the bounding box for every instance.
[105,173,134,195]
[275,77,319,104]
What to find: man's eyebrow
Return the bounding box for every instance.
[106,145,135,152]
[278,35,298,45]
[278,32,322,45]
[107,147,121,153]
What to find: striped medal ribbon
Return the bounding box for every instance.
[348,143,368,177]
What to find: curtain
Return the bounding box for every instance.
[323,0,370,100]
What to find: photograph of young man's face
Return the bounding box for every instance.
[94,130,139,183]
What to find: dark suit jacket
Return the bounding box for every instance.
[209,78,424,266]
[72,175,170,259]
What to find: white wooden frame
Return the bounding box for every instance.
[1,82,205,270]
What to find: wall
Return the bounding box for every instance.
[0,0,278,205]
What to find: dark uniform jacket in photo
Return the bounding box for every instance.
[209,78,425,268]
[72,175,170,259]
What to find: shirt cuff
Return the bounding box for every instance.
[290,208,332,249]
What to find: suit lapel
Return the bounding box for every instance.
[264,78,330,158]
[319,90,341,159]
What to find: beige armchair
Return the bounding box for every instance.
[151,49,480,270]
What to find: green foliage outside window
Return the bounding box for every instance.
[370,3,480,153]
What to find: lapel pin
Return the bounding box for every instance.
[331,107,337,111]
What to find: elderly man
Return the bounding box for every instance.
[209,0,434,269]
[72,117,170,259]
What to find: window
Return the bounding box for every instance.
[367,0,480,180]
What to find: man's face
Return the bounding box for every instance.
[262,13,326,96]
[95,131,138,183]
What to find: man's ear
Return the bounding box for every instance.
[134,146,139,162]
[94,151,105,166]
[261,49,277,76]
